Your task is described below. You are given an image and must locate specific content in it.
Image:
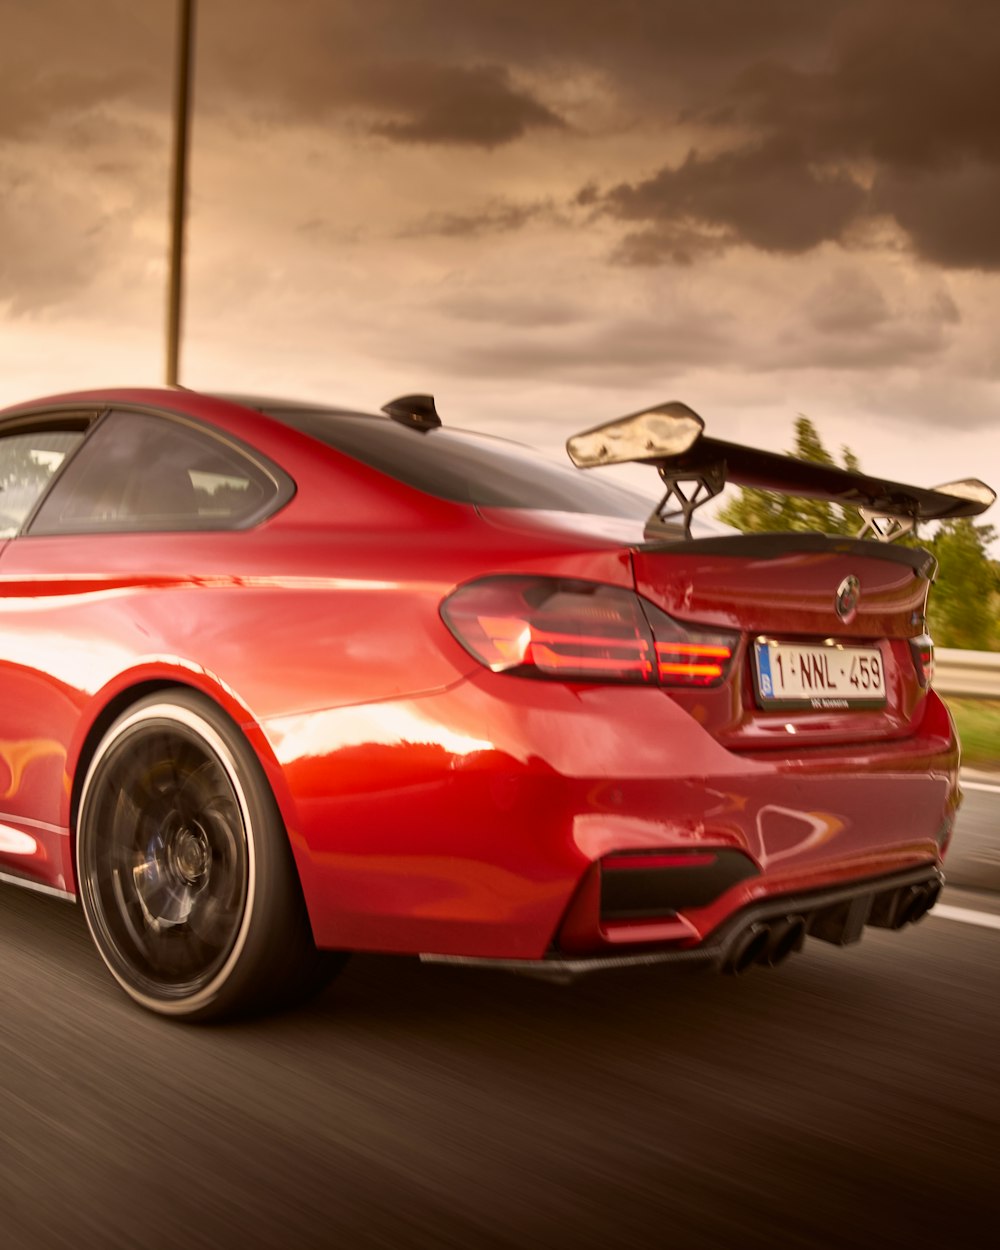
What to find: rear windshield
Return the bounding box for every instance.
[262,405,652,518]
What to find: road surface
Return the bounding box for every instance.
[2,783,998,1250]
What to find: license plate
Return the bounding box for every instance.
[753,639,886,709]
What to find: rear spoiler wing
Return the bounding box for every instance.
[566,401,995,542]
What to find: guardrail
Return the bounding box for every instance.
[935,648,1000,699]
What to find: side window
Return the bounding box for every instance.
[0,429,85,538]
[30,410,286,534]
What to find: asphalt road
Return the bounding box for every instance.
[941,773,1000,893]
[2,785,998,1250]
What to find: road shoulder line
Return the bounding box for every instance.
[962,781,1000,795]
[930,903,1000,932]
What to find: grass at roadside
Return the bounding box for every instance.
[945,697,1000,772]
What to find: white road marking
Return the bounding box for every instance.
[962,781,1000,794]
[931,904,1000,932]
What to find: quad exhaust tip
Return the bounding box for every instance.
[723,878,941,974]
[724,915,809,974]
[762,915,808,967]
[724,924,772,975]
[895,880,941,927]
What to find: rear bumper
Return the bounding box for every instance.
[421,864,945,981]
[263,674,959,959]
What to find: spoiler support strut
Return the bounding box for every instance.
[650,461,727,539]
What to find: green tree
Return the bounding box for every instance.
[924,519,1000,651]
[718,415,864,536]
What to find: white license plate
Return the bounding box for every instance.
[753,639,886,709]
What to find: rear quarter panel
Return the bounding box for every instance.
[0,498,631,895]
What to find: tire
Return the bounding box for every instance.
[76,689,344,1021]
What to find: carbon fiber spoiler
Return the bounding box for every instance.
[566,401,995,541]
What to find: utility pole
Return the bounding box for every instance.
[165,0,195,387]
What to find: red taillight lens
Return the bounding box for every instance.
[910,633,934,688]
[442,577,656,683]
[643,603,737,687]
[441,576,738,687]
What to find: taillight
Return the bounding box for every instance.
[441,576,737,687]
[910,633,934,688]
[442,577,655,683]
[643,603,738,687]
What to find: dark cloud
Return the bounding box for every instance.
[873,163,1000,271]
[341,0,829,68]
[197,6,572,148]
[399,199,559,239]
[357,63,565,148]
[165,1,857,154]
[723,0,1000,169]
[196,0,847,121]
[574,183,601,209]
[606,140,868,263]
[616,0,1000,270]
[3,3,569,151]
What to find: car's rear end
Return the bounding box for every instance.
[245,394,985,978]
[434,521,956,978]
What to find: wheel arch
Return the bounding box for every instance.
[67,676,302,880]
[69,679,180,838]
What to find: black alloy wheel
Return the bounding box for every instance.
[76,689,342,1020]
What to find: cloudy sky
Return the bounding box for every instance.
[2,0,999,518]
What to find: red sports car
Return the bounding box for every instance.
[0,387,992,1019]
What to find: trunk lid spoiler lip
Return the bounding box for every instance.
[566,401,995,542]
[634,530,937,578]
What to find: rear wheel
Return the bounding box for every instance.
[76,689,343,1020]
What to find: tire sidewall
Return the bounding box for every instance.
[76,690,286,1020]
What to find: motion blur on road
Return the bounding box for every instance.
[2,781,998,1250]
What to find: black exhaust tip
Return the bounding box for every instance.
[724,924,771,975]
[907,880,942,925]
[893,884,931,927]
[760,915,808,967]
[880,885,921,929]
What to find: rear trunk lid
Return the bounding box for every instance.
[631,533,934,751]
